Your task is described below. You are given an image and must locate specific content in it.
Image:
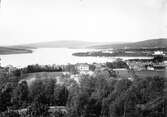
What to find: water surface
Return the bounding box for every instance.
[0,48,112,67]
[0,48,152,68]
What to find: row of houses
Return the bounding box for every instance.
[126,51,167,71]
[127,60,167,71]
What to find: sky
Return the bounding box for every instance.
[0,0,167,45]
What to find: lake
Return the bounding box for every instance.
[0,48,152,68]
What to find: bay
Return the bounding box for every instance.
[0,48,151,68]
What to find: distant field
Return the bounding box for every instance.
[20,72,64,86]
[135,70,167,78]
[22,72,62,80]
[115,69,167,79]
[0,47,33,55]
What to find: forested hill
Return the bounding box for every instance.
[1,39,167,55]
[0,47,32,55]
[10,40,105,49]
[89,39,167,49]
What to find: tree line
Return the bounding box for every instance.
[12,64,63,76]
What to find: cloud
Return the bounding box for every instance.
[145,0,167,9]
[0,0,164,45]
[161,0,167,9]
[1,0,8,8]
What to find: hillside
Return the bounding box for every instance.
[9,39,167,50]
[0,40,105,55]
[1,39,167,55]
[11,40,105,49]
[0,47,32,55]
[90,39,167,49]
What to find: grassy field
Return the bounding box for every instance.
[115,69,167,79]
[22,72,63,79]
[135,70,167,78]
[20,72,64,86]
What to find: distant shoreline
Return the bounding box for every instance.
[0,47,33,55]
[72,51,153,57]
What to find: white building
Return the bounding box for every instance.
[76,63,89,71]
[153,51,165,56]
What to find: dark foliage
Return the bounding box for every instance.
[106,61,129,69]
[0,111,20,117]
[0,67,165,117]
[67,76,165,117]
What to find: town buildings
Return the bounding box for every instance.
[126,51,167,71]
[76,63,89,71]
[75,63,90,74]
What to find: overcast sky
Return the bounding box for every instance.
[0,0,166,45]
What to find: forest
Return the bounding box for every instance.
[0,67,165,117]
